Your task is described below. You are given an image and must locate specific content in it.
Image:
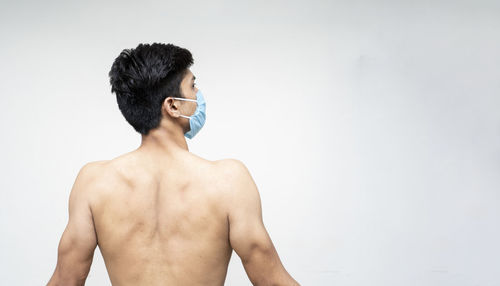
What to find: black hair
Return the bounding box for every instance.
[108,43,194,135]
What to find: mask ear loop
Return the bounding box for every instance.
[172,97,197,102]
[171,97,197,119]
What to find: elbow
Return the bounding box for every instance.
[47,269,87,286]
[252,277,301,286]
[245,260,300,286]
[47,278,86,286]
[267,273,301,286]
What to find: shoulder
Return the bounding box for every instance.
[70,160,112,207]
[82,160,110,170]
[214,158,249,174]
[214,159,261,214]
[213,158,255,192]
[213,158,254,183]
[72,160,112,193]
[78,160,110,179]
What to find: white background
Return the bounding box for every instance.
[0,0,499,285]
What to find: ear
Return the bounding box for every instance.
[163,97,182,118]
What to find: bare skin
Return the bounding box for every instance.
[90,150,233,285]
[47,68,300,286]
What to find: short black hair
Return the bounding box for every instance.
[108,43,194,135]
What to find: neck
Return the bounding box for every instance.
[137,121,189,155]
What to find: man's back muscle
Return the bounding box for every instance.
[89,151,233,285]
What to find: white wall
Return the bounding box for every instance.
[0,0,499,285]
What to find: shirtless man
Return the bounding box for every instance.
[46,43,300,286]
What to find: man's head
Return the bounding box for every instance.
[108,43,198,136]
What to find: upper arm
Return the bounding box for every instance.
[222,159,299,285]
[224,159,271,261]
[47,162,100,286]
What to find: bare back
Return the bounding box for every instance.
[89,151,232,285]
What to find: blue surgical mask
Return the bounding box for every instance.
[172,89,206,139]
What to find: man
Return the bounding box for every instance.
[47,43,300,286]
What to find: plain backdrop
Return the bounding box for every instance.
[0,0,499,285]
